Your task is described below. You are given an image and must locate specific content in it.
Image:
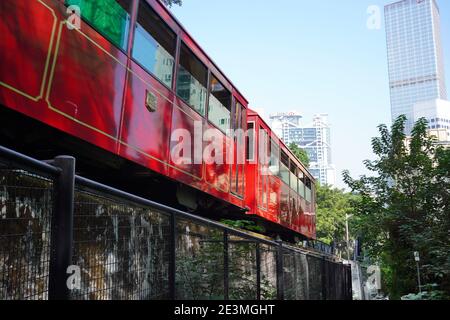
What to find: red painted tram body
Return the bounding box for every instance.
[0,0,316,239]
[245,110,316,240]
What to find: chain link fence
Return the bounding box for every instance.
[0,145,352,300]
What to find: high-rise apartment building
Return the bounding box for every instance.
[385,0,447,134]
[270,112,336,186]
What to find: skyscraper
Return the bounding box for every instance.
[385,0,447,134]
[270,113,336,186]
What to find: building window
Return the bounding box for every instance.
[132,0,176,88]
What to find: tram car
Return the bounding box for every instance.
[0,0,316,240]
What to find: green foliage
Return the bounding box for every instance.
[161,0,182,7]
[315,184,358,251]
[401,284,450,300]
[220,219,266,233]
[175,229,276,300]
[176,230,225,299]
[288,143,310,167]
[343,115,450,299]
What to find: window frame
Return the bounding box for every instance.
[231,99,246,197]
[289,162,298,192]
[269,139,280,176]
[63,0,134,54]
[175,41,209,117]
[258,125,270,210]
[246,121,256,162]
[305,177,312,204]
[298,170,306,198]
[207,73,232,135]
[279,150,290,186]
[131,0,177,90]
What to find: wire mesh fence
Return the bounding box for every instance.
[259,244,278,300]
[70,188,171,300]
[228,236,258,300]
[0,145,352,301]
[0,167,53,300]
[175,219,225,300]
[282,249,309,300]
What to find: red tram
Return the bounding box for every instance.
[0,0,316,240]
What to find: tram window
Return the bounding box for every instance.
[233,102,241,131]
[290,162,298,192]
[132,0,176,88]
[298,171,305,198]
[269,139,279,175]
[259,127,270,167]
[208,76,232,133]
[65,0,131,50]
[240,105,247,131]
[234,103,246,163]
[176,43,208,116]
[305,177,312,203]
[279,151,290,185]
[246,122,255,161]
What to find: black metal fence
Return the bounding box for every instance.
[0,145,352,300]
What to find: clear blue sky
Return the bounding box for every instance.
[170,0,450,189]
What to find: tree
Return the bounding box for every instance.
[315,184,357,253]
[288,143,310,167]
[161,0,182,7]
[343,115,450,299]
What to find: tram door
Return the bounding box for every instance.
[231,101,246,197]
[257,124,269,210]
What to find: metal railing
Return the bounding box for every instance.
[0,145,352,300]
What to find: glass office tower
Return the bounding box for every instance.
[269,113,336,186]
[385,0,447,134]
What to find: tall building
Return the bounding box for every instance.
[270,112,336,186]
[413,99,450,148]
[385,0,447,134]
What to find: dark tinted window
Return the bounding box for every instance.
[176,43,208,115]
[298,171,305,198]
[279,151,290,185]
[208,76,231,133]
[234,102,244,131]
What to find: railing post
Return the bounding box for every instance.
[321,256,327,300]
[256,243,261,300]
[276,240,284,300]
[224,230,229,300]
[169,212,176,300]
[347,264,353,300]
[48,156,75,300]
